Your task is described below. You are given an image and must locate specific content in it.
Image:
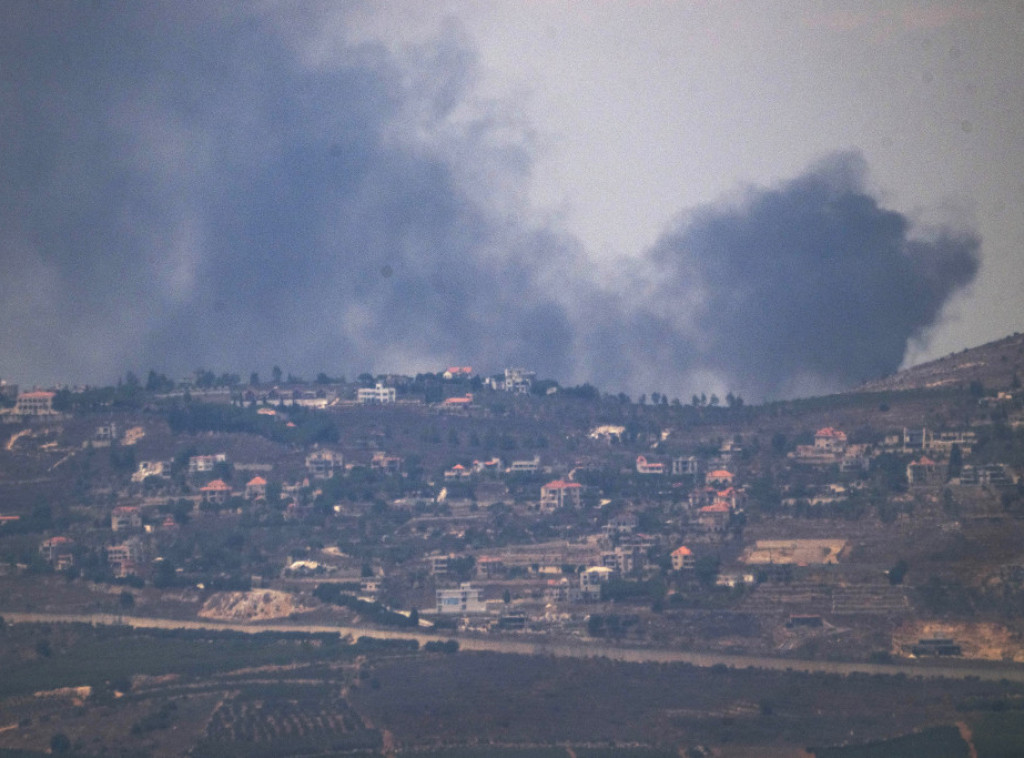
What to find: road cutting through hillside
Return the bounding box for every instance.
[4,610,1024,684]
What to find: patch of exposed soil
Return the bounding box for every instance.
[198,589,307,621]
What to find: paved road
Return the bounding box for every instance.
[4,610,1023,683]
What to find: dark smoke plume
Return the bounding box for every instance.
[0,6,980,400]
[609,152,981,399]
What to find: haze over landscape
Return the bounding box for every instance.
[2,2,1022,399]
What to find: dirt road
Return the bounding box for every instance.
[3,610,1023,683]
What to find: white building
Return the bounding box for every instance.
[189,454,227,474]
[579,566,614,599]
[503,368,535,394]
[539,480,582,510]
[14,391,57,416]
[306,449,341,479]
[435,582,487,614]
[357,383,396,404]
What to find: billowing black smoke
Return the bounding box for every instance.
[602,152,981,399]
[0,4,580,385]
[0,6,980,400]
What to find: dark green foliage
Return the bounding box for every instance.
[48,734,70,755]
[811,725,968,758]
[131,701,178,734]
[313,584,418,628]
[423,639,459,653]
[887,559,908,585]
[971,711,1024,758]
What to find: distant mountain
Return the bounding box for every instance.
[857,332,1024,394]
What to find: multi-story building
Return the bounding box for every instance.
[189,454,227,474]
[40,536,74,568]
[671,545,695,570]
[579,566,614,600]
[503,368,535,394]
[111,506,142,532]
[305,449,341,479]
[539,480,582,510]
[636,455,665,475]
[357,383,396,404]
[435,582,487,614]
[14,391,56,416]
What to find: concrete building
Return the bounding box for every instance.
[357,383,396,404]
[539,480,583,510]
[14,391,56,416]
[435,582,487,614]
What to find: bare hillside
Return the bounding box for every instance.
[858,332,1024,393]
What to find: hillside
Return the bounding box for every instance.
[857,332,1024,394]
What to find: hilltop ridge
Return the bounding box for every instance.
[857,332,1024,394]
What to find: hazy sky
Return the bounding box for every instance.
[1,2,1021,400]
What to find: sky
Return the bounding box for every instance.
[1,1,1021,401]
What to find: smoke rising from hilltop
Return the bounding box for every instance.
[0,5,980,399]
[615,152,982,399]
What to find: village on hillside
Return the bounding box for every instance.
[3,338,1024,667]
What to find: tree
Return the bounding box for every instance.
[947,444,963,481]
[888,559,908,585]
[249,372,260,386]
[695,555,719,587]
[119,590,135,610]
[50,733,71,754]
[271,366,283,384]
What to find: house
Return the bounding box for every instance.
[472,457,502,475]
[475,556,506,579]
[959,463,1014,487]
[14,391,56,416]
[672,456,701,477]
[107,538,146,577]
[671,545,695,570]
[716,572,756,588]
[791,428,848,465]
[122,426,145,445]
[40,536,74,569]
[697,502,731,532]
[111,506,142,532]
[579,566,614,599]
[603,512,638,538]
[357,383,396,404]
[508,456,540,474]
[444,464,472,481]
[200,479,231,505]
[305,449,341,479]
[901,428,976,456]
[636,455,665,475]
[906,457,941,486]
[188,454,227,474]
[539,480,582,510]
[442,366,473,380]
[601,546,645,575]
[814,427,848,453]
[705,469,735,488]
[503,368,535,394]
[544,577,581,604]
[370,451,403,474]
[131,460,166,483]
[245,476,267,500]
[94,423,117,444]
[435,582,487,614]
[589,425,625,442]
[441,394,474,408]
